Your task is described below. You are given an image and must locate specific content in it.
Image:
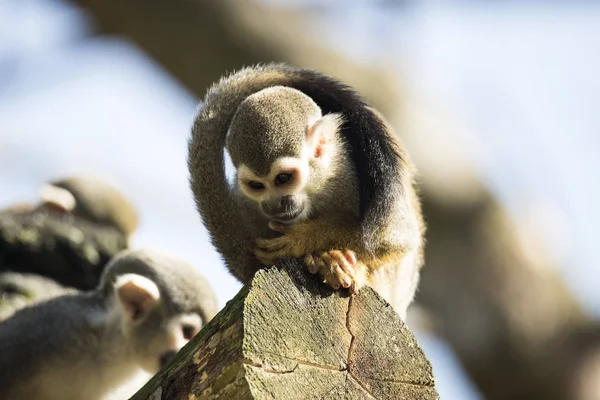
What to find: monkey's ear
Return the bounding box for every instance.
[114,273,161,322]
[38,184,77,213]
[306,113,342,159]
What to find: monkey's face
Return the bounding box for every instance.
[130,310,204,373]
[237,156,311,224]
[112,270,205,373]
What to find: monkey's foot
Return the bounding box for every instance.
[304,250,366,294]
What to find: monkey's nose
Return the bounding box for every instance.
[159,350,178,368]
[280,195,293,208]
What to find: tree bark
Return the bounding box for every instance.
[130,261,439,400]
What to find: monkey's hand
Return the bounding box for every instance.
[254,220,367,293]
[304,250,367,294]
[255,218,346,263]
[253,228,309,265]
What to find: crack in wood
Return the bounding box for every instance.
[242,358,299,374]
[292,358,345,372]
[344,369,377,400]
[242,356,347,375]
[366,376,435,387]
[255,349,346,371]
[347,371,378,399]
[344,295,378,399]
[345,295,356,368]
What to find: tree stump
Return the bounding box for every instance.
[131,261,439,400]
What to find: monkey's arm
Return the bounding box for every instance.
[188,66,296,282]
[254,215,415,269]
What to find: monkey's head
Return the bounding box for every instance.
[226,86,344,224]
[38,176,139,236]
[100,249,218,373]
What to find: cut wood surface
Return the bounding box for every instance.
[130,261,439,400]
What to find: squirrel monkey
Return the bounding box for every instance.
[2,175,138,237]
[189,63,424,318]
[0,249,218,400]
[37,175,139,236]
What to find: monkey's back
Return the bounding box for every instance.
[0,293,107,399]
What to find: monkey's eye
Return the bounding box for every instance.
[248,181,264,190]
[275,173,292,185]
[182,324,197,340]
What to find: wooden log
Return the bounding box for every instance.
[130,261,439,400]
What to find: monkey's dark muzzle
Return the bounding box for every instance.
[261,195,304,222]
[159,350,178,368]
[272,209,303,222]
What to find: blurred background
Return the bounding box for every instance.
[1,0,599,399]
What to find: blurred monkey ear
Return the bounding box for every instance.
[306,113,343,159]
[114,274,160,322]
[38,184,77,213]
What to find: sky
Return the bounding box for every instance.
[1,1,599,399]
[393,3,600,314]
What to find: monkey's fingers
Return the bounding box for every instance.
[255,237,288,252]
[328,250,355,288]
[344,250,357,265]
[254,235,305,265]
[253,248,279,266]
[318,253,341,290]
[312,254,330,281]
[304,254,319,274]
[305,252,352,289]
[317,252,354,290]
[268,221,291,233]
